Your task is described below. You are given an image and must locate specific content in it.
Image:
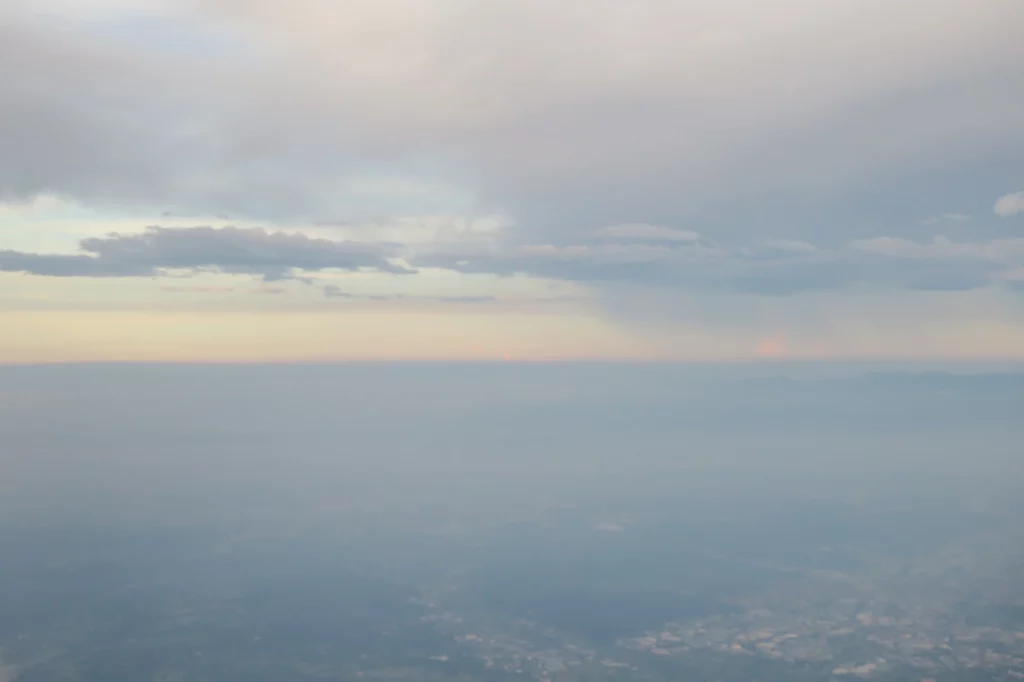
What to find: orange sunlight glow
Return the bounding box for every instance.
[755,333,788,359]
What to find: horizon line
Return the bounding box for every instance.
[4,356,1024,368]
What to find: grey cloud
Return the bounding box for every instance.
[0,251,149,277]
[322,285,394,301]
[848,236,1024,261]
[843,236,1024,291]
[8,219,1010,296]
[412,232,1024,294]
[0,226,409,279]
[2,1,1023,243]
[321,284,493,303]
[435,295,496,304]
[322,284,355,299]
[413,238,842,294]
[161,285,237,293]
[921,213,974,226]
[0,13,374,220]
[739,240,823,261]
[1,18,218,206]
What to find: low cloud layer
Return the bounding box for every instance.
[4,222,1023,297]
[322,284,494,303]
[0,226,408,280]
[413,228,1024,294]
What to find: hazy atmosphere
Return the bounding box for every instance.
[1,364,1023,681]
[2,362,1022,524]
[3,2,1024,681]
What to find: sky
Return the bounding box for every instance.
[2,0,1024,362]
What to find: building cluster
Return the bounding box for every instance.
[616,572,1024,679]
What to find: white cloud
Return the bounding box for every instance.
[847,236,1024,261]
[921,213,973,225]
[996,266,1024,282]
[317,214,511,246]
[994,191,1024,217]
[0,195,80,226]
[848,236,946,258]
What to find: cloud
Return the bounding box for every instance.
[0,226,408,280]
[322,284,354,299]
[1,0,1022,240]
[997,266,1024,282]
[594,224,702,242]
[161,285,236,293]
[411,231,1024,294]
[921,213,973,225]
[415,242,716,285]
[10,221,1016,296]
[3,0,1024,337]
[0,13,233,208]
[321,284,494,303]
[159,1,1024,240]
[413,234,840,294]
[994,191,1024,217]
[848,235,1024,261]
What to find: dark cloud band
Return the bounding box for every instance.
[0,226,410,280]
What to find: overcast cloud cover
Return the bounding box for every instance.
[2,0,1024,359]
